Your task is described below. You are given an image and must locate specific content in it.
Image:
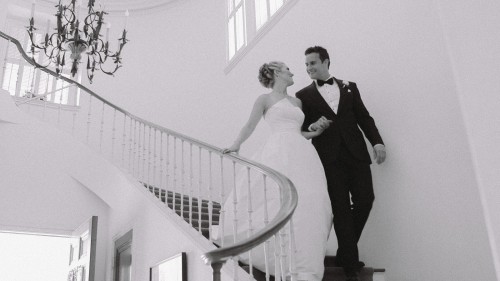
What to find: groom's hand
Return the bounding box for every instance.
[373,144,386,164]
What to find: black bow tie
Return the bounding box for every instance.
[317,78,334,86]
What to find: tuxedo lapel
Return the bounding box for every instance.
[334,77,347,116]
[306,82,336,117]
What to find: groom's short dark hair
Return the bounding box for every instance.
[305,46,330,68]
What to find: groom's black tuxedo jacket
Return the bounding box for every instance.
[296,78,383,165]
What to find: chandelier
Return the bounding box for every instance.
[27,0,129,83]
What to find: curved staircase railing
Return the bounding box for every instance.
[0,30,298,281]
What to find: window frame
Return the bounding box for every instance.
[224,0,299,74]
[1,15,82,107]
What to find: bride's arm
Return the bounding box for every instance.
[295,98,327,140]
[301,129,324,140]
[223,95,267,153]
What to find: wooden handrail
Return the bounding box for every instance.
[0,29,298,276]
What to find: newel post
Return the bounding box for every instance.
[211,261,225,281]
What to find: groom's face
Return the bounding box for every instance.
[305,53,330,80]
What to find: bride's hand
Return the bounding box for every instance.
[222,144,240,154]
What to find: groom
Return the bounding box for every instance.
[296,46,386,281]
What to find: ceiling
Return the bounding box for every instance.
[26,0,181,14]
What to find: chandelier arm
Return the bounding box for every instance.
[99,63,120,76]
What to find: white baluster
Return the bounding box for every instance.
[219,155,225,247]
[122,114,127,167]
[180,140,185,220]
[197,147,203,235]
[288,218,297,281]
[189,143,194,226]
[274,233,282,281]
[159,132,164,190]
[232,161,238,243]
[131,119,136,174]
[86,95,92,143]
[147,125,152,186]
[142,124,147,184]
[99,102,105,151]
[279,188,289,280]
[208,151,214,241]
[246,167,254,280]
[153,128,157,191]
[137,122,142,179]
[262,174,271,281]
[111,108,117,159]
[165,134,170,197]
[173,137,178,213]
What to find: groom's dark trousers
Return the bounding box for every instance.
[296,78,383,273]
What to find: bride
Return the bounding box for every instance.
[220,61,333,281]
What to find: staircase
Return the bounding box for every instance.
[145,184,385,281]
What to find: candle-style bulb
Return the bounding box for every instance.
[30,0,36,18]
[124,9,129,29]
[105,22,110,42]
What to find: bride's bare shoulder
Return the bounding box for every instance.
[289,96,302,107]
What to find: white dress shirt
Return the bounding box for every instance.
[311,77,385,151]
[316,76,340,113]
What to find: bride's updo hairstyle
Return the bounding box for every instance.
[258,61,283,88]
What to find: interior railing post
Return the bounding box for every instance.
[219,155,225,247]
[189,143,194,226]
[208,151,213,241]
[147,125,152,187]
[99,102,105,151]
[111,108,117,160]
[210,261,225,281]
[122,114,128,168]
[86,95,92,144]
[180,140,185,220]
[153,128,158,192]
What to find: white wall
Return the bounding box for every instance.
[435,0,500,278]
[1,0,499,280]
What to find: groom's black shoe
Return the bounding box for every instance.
[334,258,365,269]
[345,271,360,281]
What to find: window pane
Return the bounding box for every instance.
[235,7,245,50]
[37,71,49,95]
[19,65,35,97]
[2,63,19,96]
[228,17,236,59]
[228,0,234,14]
[46,75,54,101]
[54,75,70,104]
[235,0,242,6]
[255,0,268,29]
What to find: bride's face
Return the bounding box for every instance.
[277,64,294,86]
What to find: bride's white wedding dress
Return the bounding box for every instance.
[218,98,333,281]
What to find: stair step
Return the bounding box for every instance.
[176,209,220,221]
[166,203,221,214]
[184,218,218,228]
[323,267,374,281]
[146,186,221,209]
